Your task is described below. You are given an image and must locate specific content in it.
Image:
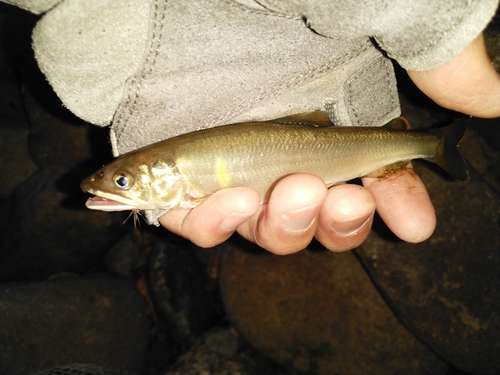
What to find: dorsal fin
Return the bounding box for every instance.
[383,117,411,130]
[272,111,333,127]
[273,113,411,129]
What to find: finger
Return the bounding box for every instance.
[315,184,376,252]
[408,34,500,118]
[159,187,260,248]
[236,174,327,255]
[362,164,436,243]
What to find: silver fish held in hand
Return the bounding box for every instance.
[81,112,468,212]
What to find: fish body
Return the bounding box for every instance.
[81,113,467,212]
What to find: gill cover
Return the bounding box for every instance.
[149,161,185,209]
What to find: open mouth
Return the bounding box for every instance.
[85,191,138,212]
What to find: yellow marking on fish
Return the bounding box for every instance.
[215,158,231,188]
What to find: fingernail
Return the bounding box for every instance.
[220,212,252,232]
[281,204,319,233]
[329,213,372,236]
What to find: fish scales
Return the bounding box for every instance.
[80,114,467,212]
[172,124,437,200]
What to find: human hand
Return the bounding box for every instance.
[159,34,500,254]
[159,170,426,253]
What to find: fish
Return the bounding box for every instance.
[80,112,468,213]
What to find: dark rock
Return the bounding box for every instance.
[484,7,500,72]
[354,123,500,374]
[461,118,500,193]
[0,1,111,172]
[0,118,38,202]
[147,238,223,351]
[21,57,112,170]
[0,120,38,199]
[32,363,134,375]
[0,274,150,375]
[104,230,144,278]
[219,242,449,375]
[0,166,127,280]
[204,326,240,357]
[162,339,274,375]
[24,83,97,169]
[0,12,38,201]
[0,6,126,281]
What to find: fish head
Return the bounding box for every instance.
[81,156,184,212]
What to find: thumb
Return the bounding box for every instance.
[407,34,500,118]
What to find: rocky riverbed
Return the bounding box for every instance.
[1,3,500,375]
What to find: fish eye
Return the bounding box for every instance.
[113,173,133,190]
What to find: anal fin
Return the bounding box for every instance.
[365,161,410,178]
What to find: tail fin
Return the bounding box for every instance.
[429,119,469,181]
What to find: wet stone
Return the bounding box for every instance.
[22,66,109,169]
[104,230,144,278]
[32,363,134,375]
[0,166,127,281]
[0,18,38,200]
[161,335,279,375]
[147,238,224,351]
[355,122,500,374]
[219,242,449,375]
[0,274,150,375]
[204,326,240,357]
[484,7,500,72]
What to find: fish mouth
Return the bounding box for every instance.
[85,189,139,212]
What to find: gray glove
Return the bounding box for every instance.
[9,0,498,225]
